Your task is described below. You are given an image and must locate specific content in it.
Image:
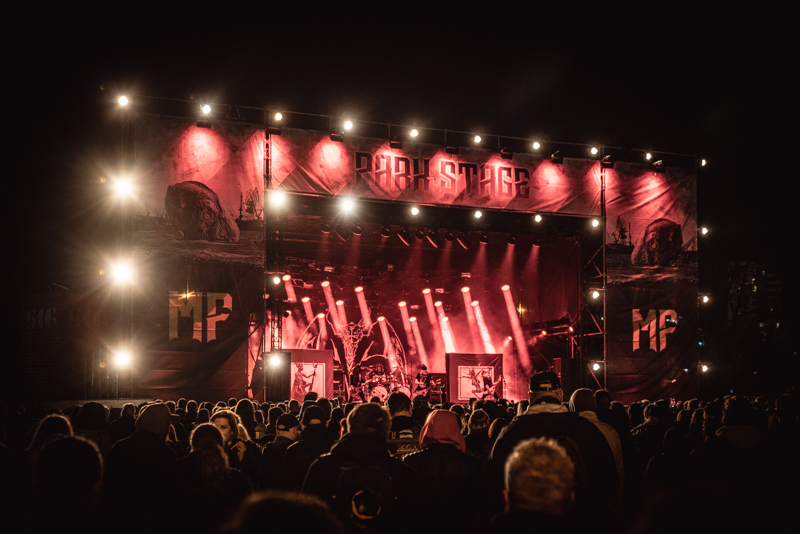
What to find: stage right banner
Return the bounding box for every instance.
[605,163,698,404]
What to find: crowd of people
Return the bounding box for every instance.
[1,371,797,533]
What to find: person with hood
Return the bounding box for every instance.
[403,409,484,531]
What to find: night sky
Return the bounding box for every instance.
[11,6,797,390]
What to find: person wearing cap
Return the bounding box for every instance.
[486,371,619,521]
[283,406,334,490]
[262,413,301,488]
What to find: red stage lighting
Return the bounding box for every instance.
[377,316,385,322]
[501,284,510,291]
[321,281,330,287]
[409,316,416,322]
[422,288,431,294]
[461,287,469,293]
[471,301,478,307]
[301,297,310,302]
[355,286,363,292]
[317,313,325,319]
[282,274,291,281]
[398,301,407,307]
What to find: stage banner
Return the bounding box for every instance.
[446,353,504,403]
[290,349,335,401]
[132,114,601,229]
[605,163,698,404]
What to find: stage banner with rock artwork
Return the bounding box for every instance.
[605,163,698,404]
[446,353,504,403]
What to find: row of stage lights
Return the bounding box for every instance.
[116,96,707,168]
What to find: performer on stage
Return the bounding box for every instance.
[413,365,432,398]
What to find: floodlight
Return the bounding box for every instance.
[274,112,283,121]
[592,219,600,228]
[590,147,598,155]
[645,152,652,161]
[340,198,355,212]
[269,355,281,366]
[534,214,542,223]
[410,129,419,137]
[118,96,129,106]
[701,159,707,167]
[461,287,469,293]
[700,227,709,235]
[344,120,353,130]
[501,284,510,291]
[115,351,131,366]
[272,276,281,285]
[112,263,133,283]
[411,207,420,216]
[114,178,133,197]
[282,274,291,281]
[474,210,482,219]
[202,105,211,115]
[532,141,540,150]
[269,189,287,207]
[474,135,481,143]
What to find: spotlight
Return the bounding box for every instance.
[415,229,425,240]
[534,214,543,223]
[336,300,344,306]
[701,159,707,167]
[111,262,133,284]
[118,96,129,106]
[282,274,291,281]
[508,234,516,245]
[321,223,331,234]
[274,112,283,121]
[390,137,403,149]
[471,301,478,307]
[590,147,598,155]
[461,287,470,293]
[601,155,613,169]
[352,224,363,236]
[330,129,345,142]
[321,281,330,287]
[202,105,211,115]
[272,276,281,285]
[591,219,600,228]
[115,351,131,366]
[411,207,420,216]
[479,233,489,244]
[456,233,470,250]
[474,135,481,144]
[445,231,455,241]
[550,150,563,164]
[340,198,355,213]
[645,152,652,161]
[344,120,353,130]
[269,189,287,208]
[269,355,282,366]
[398,301,406,307]
[317,312,325,319]
[652,159,665,173]
[113,178,133,197]
[474,210,482,219]
[380,226,391,238]
[500,146,513,160]
[532,141,540,150]
[501,284,510,291]
[700,227,709,235]
[410,129,419,138]
[302,296,310,302]
[355,287,363,293]
[701,364,709,373]
[425,231,441,248]
[591,290,600,299]
[409,316,417,322]
[398,229,413,246]
[700,294,711,304]
[422,288,431,294]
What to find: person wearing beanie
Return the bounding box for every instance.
[402,410,484,531]
[465,408,493,466]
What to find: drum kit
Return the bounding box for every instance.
[362,370,408,402]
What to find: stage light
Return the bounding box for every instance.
[532,141,540,150]
[355,286,363,293]
[425,231,440,248]
[701,159,707,167]
[317,313,325,318]
[551,150,563,164]
[336,300,344,306]
[269,355,282,366]
[701,294,711,303]
[409,316,417,322]
[591,290,600,299]
[592,362,600,371]
[352,224,362,235]
[274,112,283,121]
[508,234,516,245]
[591,219,600,228]
[410,129,419,138]
[340,197,355,213]
[321,281,330,287]
[461,287,469,293]
[115,351,131,367]
[534,214,542,223]
[434,301,442,307]
[501,284,510,291]
[269,189,287,208]
[479,233,489,244]
[330,130,344,142]
[202,105,211,115]
[474,210,482,219]
[653,159,665,173]
[111,262,133,284]
[118,96,129,106]
[456,233,470,250]
[272,276,281,285]
[601,155,613,169]
[590,147,598,155]
[700,227,709,235]
[445,231,455,241]
[701,364,709,373]
[390,137,403,149]
[471,301,479,307]
[645,152,652,161]
[500,147,513,160]
[344,120,353,130]
[378,316,385,322]
[411,206,420,216]
[474,135,481,143]
[422,288,431,294]
[398,229,413,246]
[282,274,291,281]
[113,178,133,197]
[380,226,391,238]
[301,297,310,302]
[399,301,406,307]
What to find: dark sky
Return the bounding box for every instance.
[13,6,796,302]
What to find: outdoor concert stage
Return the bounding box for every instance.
[23,103,701,405]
